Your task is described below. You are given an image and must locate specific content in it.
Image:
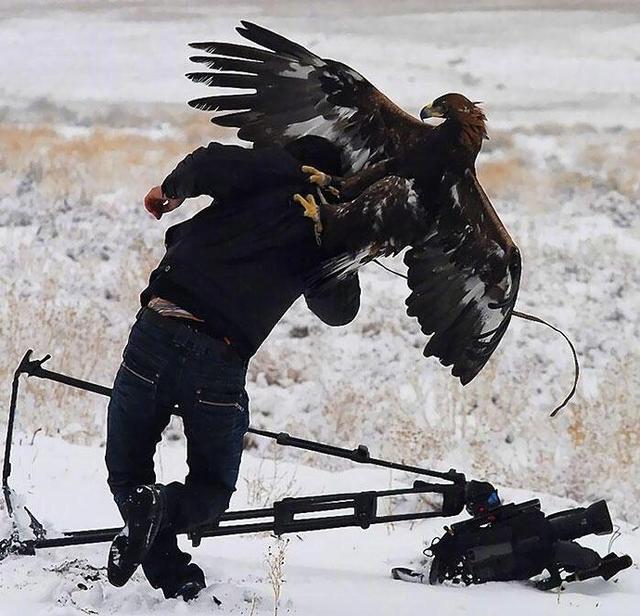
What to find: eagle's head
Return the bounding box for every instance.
[420,93,485,121]
[420,93,488,143]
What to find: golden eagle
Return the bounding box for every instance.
[185,21,521,385]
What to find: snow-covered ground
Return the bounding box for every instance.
[1,436,639,616]
[2,1,640,128]
[1,1,639,614]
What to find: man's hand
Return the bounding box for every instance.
[144,186,185,220]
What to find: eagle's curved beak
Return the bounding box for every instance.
[420,103,444,121]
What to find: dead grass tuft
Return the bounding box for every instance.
[0,121,229,203]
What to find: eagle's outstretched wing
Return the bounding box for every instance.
[187,21,426,173]
[405,169,521,384]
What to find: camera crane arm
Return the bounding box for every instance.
[1,350,469,559]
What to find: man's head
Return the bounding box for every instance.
[284,136,344,176]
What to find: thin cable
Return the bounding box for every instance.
[373,259,407,279]
[608,525,622,553]
[511,310,579,417]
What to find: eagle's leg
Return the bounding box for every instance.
[301,165,340,197]
[293,193,323,245]
[367,241,387,258]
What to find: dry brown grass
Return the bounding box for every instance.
[560,354,640,519]
[0,121,183,438]
[478,128,640,213]
[265,536,290,616]
[479,158,535,198]
[0,116,231,204]
[0,292,115,443]
[576,133,640,198]
[248,347,315,388]
[243,456,299,508]
[2,122,637,209]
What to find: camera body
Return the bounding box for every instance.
[428,497,630,589]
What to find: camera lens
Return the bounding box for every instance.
[546,500,613,540]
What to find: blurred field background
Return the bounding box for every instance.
[0,1,639,521]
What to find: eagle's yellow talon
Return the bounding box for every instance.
[293,193,318,219]
[293,193,323,245]
[302,165,330,188]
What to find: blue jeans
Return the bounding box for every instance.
[105,308,250,595]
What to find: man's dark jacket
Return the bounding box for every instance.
[141,142,360,359]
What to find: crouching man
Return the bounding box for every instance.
[106,136,360,601]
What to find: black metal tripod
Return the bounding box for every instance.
[2,350,474,559]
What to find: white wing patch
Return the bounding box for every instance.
[284,115,339,140]
[279,63,314,79]
[461,267,513,337]
[316,248,371,282]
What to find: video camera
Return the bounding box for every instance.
[427,482,632,589]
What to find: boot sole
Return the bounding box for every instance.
[107,487,164,587]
